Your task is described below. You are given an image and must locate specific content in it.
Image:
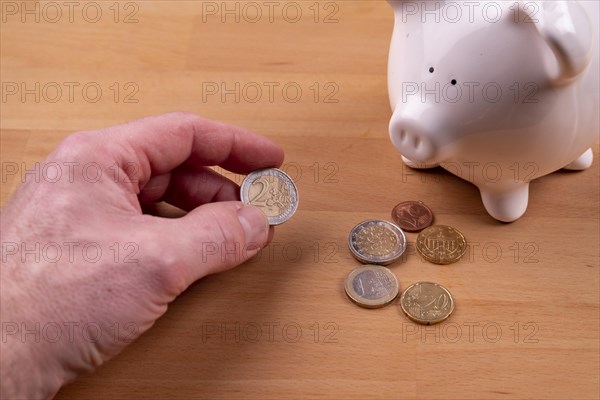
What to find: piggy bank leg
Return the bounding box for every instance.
[563,148,593,171]
[480,183,530,223]
[402,156,439,169]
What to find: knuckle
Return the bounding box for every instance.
[142,243,190,297]
[167,111,205,127]
[53,130,98,160]
[166,110,196,120]
[208,208,245,249]
[196,208,247,273]
[164,111,212,138]
[151,252,189,296]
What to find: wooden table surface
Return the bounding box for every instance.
[2,1,599,399]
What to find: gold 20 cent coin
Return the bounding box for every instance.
[416,225,467,265]
[400,282,455,324]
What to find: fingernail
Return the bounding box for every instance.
[237,206,269,247]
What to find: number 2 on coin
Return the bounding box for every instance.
[249,177,272,206]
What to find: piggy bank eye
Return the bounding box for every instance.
[429,67,434,73]
[451,79,457,85]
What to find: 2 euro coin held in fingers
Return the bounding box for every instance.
[345,265,400,309]
[240,168,298,225]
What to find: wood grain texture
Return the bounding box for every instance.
[1,1,599,399]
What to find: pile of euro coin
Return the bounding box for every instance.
[238,169,465,325]
[346,201,467,325]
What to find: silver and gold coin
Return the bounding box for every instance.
[240,168,298,225]
[400,281,454,324]
[416,225,467,265]
[348,220,407,265]
[345,265,400,309]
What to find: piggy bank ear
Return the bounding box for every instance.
[512,1,594,86]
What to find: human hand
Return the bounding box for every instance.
[0,112,284,399]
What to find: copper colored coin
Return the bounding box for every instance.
[392,201,434,232]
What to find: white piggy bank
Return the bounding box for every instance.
[387,0,599,222]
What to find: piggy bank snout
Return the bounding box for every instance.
[389,114,438,164]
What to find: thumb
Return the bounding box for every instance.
[156,202,269,290]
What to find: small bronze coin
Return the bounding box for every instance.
[400,281,455,324]
[348,220,407,265]
[416,225,467,265]
[392,201,434,232]
[345,265,400,309]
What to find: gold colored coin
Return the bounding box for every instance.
[416,225,467,265]
[344,265,400,309]
[400,282,454,324]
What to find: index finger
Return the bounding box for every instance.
[103,112,284,185]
